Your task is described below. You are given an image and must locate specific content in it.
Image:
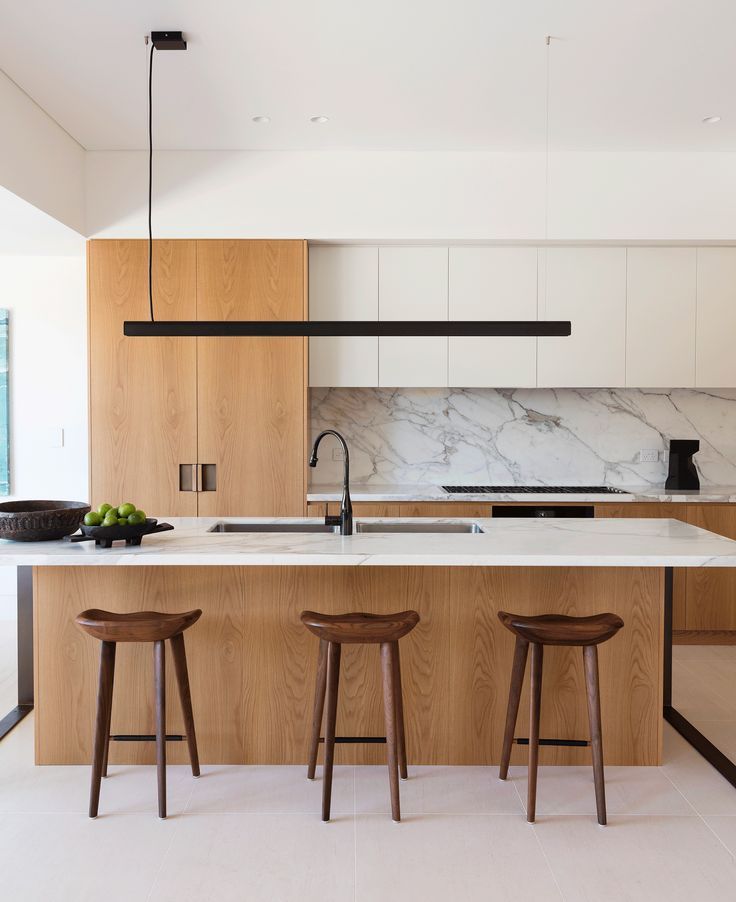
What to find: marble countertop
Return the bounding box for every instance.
[2,516,736,568]
[307,484,736,503]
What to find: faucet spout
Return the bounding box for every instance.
[309,430,353,536]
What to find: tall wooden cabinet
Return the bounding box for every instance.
[88,239,308,517]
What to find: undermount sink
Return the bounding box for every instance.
[208,522,340,534]
[355,521,485,534]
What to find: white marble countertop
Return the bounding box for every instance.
[307,484,736,503]
[2,516,736,568]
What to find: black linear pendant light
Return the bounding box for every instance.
[125,33,571,339]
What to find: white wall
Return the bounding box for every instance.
[0,70,85,234]
[0,254,88,503]
[86,150,736,240]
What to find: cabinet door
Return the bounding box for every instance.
[197,240,305,319]
[196,240,307,516]
[88,239,198,517]
[684,505,736,630]
[626,248,696,387]
[538,248,626,387]
[448,247,537,387]
[378,247,448,387]
[696,248,736,387]
[308,246,378,386]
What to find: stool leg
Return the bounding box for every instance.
[89,641,116,818]
[154,640,167,819]
[381,642,401,822]
[101,646,116,779]
[322,641,341,822]
[307,639,328,780]
[583,645,607,826]
[170,632,200,778]
[527,642,543,823]
[499,637,529,780]
[391,641,408,780]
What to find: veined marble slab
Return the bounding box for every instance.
[310,387,736,488]
[307,484,736,503]
[2,517,736,568]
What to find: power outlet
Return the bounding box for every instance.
[639,449,660,463]
[332,447,345,462]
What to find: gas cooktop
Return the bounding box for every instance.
[441,485,629,495]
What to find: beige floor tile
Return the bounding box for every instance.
[354,764,523,814]
[702,815,736,856]
[187,764,354,813]
[535,814,736,901]
[662,723,736,815]
[149,811,355,902]
[0,811,179,902]
[507,764,694,816]
[355,813,560,902]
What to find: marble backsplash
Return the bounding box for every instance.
[309,388,736,487]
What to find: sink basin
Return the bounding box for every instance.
[355,521,485,534]
[208,522,340,534]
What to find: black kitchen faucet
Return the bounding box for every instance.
[309,430,353,536]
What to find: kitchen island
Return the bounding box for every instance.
[5,516,736,771]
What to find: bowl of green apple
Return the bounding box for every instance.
[78,502,169,547]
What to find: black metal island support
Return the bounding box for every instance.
[0,567,33,740]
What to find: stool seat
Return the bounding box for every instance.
[497,611,624,647]
[75,609,202,643]
[300,610,419,644]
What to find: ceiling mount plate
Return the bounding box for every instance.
[151,31,187,50]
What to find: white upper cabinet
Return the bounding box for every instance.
[378,247,448,386]
[308,246,378,386]
[448,247,537,387]
[696,248,736,387]
[626,248,696,387]
[538,248,626,387]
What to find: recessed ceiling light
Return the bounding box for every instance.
[252,115,271,124]
[703,115,722,124]
[310,116,329,124]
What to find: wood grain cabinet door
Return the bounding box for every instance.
[88,240,198,517]
[196,240,307,516]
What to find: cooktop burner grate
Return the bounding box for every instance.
[441,485,629,495]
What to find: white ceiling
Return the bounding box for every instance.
[0,0,735,152]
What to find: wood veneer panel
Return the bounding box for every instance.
[88,240,198,517]
[196,240,305,321]
[35,567,245,765]
[197,337,306,516]
[448,567,662,766]
[34,565,662,766]
[196,240,307,516]
[684,505,736,629]
[596,503,688,629]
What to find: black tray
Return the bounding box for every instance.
[67,518,174,548]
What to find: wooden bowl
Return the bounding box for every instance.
[0,500,91,541]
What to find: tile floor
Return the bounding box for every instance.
[1,716,736,901]
[2,628,736,901]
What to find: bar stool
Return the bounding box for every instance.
[74,608,202,819]
[301,609,420,822]
[497,611,624,825]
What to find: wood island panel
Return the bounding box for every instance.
[683,505,736,629]
[34,565,662,768]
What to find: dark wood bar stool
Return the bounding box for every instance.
[301,609,420,822]
[75,608,202,819]
[497,611,624,825]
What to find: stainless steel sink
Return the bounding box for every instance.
[355,521,485,534]
[208,522,340,534]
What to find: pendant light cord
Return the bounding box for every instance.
[544,35,551,243]
[148,42,155,321]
